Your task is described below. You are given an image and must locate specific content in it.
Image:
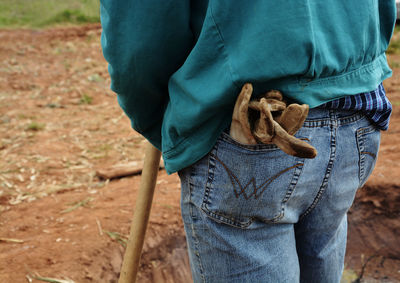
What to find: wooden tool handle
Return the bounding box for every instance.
[118,143,161,283]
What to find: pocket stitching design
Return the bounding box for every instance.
[213,155,303,200]
[201,138,305,228]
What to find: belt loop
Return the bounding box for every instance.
[329,110,338,128]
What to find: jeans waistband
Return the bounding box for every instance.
[303,108,365,128]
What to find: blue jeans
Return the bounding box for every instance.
[178,109,380,283]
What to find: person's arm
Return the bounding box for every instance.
[100,1,193,149]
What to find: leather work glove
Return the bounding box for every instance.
[230,83,317,159]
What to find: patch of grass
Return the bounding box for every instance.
[103,230,128,248]
[0,169,19,174]
[26,122,45,131]
[43,9,99,26]
[87,144,112,159]
[88,74,103,83]
[387,26,400,54]
[161,204,174,209]
[18,114,36,120]
[387,40,400,54]
[0,0,99,28]
[61,197,93,214]
[97,144,112,152]
[79,93,93,105]
[388,60,400,68]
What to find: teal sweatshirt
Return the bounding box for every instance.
[100,0,395,174]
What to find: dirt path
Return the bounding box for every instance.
[0,25,399,282]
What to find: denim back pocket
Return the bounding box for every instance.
[356,125,381,187]
[201,132,305,228]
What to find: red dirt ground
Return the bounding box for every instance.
[0,25,399,283]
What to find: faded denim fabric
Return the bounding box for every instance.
[179,108,380,283]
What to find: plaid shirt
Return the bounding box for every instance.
[319,83,392,130]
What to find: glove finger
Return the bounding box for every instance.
[272,122,317,158]
[277,104,309,135]
[230,83,257,144]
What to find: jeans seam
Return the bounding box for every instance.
[188,165,207,283]
[203,142,218,208]
[356,126,377,187]
[299,112,337,220]
[189,207,207,283]
[278,159,305,221]
[357,130,365,186]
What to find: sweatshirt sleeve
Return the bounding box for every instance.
[100,1,193,149]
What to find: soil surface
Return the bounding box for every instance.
[0,25,399,283]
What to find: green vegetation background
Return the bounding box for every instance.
[0,0,100,28]
[1,1,398,58]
